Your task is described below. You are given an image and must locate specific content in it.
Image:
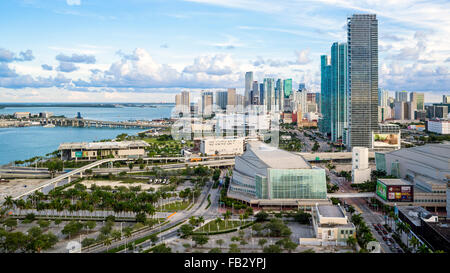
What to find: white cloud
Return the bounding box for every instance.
[66,0,81,6]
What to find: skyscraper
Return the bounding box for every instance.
[395,91,408,102]
[227,88,237,109]
[245,72,253,106]
[378,88,388,108]
[276,79,284,111]
[410,92,424,111]
[259,83,264,105]
[251,81,259,105]
[330,42,348,143]
[216,91,228,110]
[347,14,378,149]
[201,91,213,116]
[263,78,275,112]
[283,79,292,98]
[319,55,332,136]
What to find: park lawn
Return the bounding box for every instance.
[197,220,246,233]
[156,201,191,212]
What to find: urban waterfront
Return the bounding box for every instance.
[0,126,144,165]
[0,104,174,165]
[0,104,174,122]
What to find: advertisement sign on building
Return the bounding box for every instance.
[75,151,82,158]
[372,133,400,148]
[387,185,413,202]
[376,181,387,201]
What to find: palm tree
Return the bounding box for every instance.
[216,239,224,250]
[346,236,357,250]
[409,236,420,252]
[417,244,431,253]
[104,238,112,251]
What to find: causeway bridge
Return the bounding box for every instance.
[39,117,171,129]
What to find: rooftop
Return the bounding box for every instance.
[247,141,311,169]
[317,205,345,218]
[58,140,149,150]
[378,178,412,186]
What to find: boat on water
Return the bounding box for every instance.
[43,124,55,128]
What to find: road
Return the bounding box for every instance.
[86,174,217,253]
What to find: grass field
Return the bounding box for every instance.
[196,220,246,233]
[156,201,190,212]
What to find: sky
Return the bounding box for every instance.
[0,0,449,103]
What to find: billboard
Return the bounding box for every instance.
[372,133,400,148]
[376,181,387,201]
[75,151,82,158]
[387,185,413,202]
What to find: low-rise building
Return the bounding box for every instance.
[199,137,244,156]
[300,204,355,246]
[14,112,30,119]
[228,141,328,208]
[427,120,450,134]
[352,147,371,184]
[375,144,450,214]
[58,140,149,160]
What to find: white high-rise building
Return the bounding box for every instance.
[352,147,371,184]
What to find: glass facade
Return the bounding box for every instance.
[347,14,378,149]
[320,55,332,135]
[331,42,348,143]
[255,174,268,199]
[268,169,327,199]
[283,79,292,98]
[375,152,386,172]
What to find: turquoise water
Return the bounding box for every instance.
[0,105,174,121]
[0,105,175,165]
[0,126,144,165]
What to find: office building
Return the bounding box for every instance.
[252,81,260,105]
[378,88,389,108]
[276,79,284,111]
[427,105,448,119]
[319,55,332,136]
[228,141,328,208]
[263,78,275,112]
[330,42,348,143]
[427,120,450,134]
[216,91,228,110]
[201,91,213,116]
[352,147,371,184]
[227,88,237,109]
[347,14,379,149]
[410,92,424,111]
[245,72,253,106]
[443,95,450,104]
[395,91,408,102]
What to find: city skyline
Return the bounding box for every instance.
[1,0,450,103]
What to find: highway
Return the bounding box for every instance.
[2,157,235,202]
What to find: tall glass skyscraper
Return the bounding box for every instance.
[347,14,378,149]
[245,71,253,106]
[330,42,348,143]
[276,79,284,111]
[319,55,332,135]
[263,78,275,112]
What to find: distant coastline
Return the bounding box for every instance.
[0,102,175,108]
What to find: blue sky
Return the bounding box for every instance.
[0,0,449,103]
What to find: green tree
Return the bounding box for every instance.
[263,244,282,253]
[228,243,240,253]
[180,224,194,237]
[258,238,268,250]
[216,239,224,249]
[4,218,18,231]
[192,234,209,247]
[255,211,269,222]
[152,244,172,253]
